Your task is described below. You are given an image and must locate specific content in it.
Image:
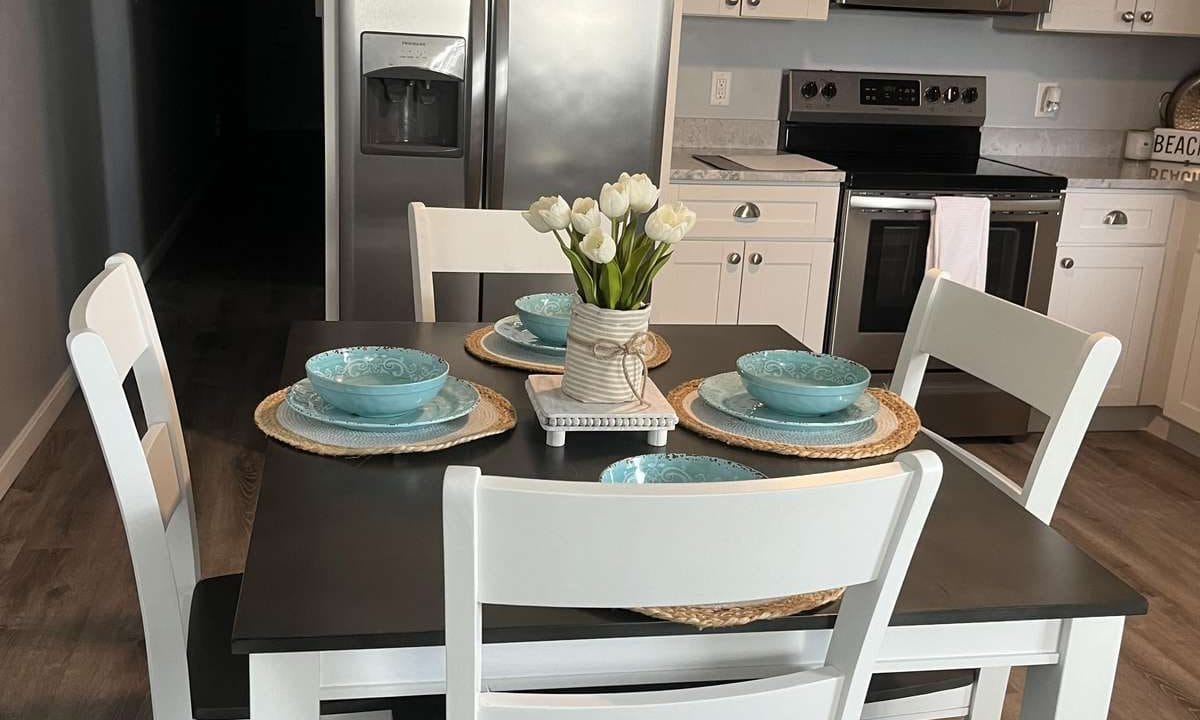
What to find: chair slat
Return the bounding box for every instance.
[143,423,182,526]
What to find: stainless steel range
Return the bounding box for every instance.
[779,70,1067,439]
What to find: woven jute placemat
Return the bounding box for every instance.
[635,588,844,629]
[465,326,671,374]
[668,381,920,460]
[254,381,515,457]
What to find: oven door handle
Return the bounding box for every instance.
[849,196,1062,214]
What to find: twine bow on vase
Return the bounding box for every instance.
[591,331,657,403]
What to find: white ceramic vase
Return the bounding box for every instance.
[561,303,653,403]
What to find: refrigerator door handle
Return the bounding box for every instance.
[486,0,510,209]
[466,0,489,209]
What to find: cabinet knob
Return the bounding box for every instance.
[1141,10,1153,22]
[749,253,764,265]
[725,0,740,5]
[733,202,761,219]
[746,0,761,5]
[1121,10,1136,22]
[1060,257,1075,269]
[728,252,742,265]
[1103,210,1129,226]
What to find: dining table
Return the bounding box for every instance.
[232,321,1148,719]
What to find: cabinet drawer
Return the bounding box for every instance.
[1059,191,1176,246]
[669,184,840,240]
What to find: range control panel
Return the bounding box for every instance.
[782,70,986,126]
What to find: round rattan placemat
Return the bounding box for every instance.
[668,380,920,460]
[465,326,671,373]
[254,381,515,457]
[634,588,844,629]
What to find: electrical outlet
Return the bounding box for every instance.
[1034,82,1061,118]
[710,71,732,107]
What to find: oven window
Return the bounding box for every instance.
[860,218,1036,333]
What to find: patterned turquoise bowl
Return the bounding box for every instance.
[305,346,449,417]
[514,293,575,346]
[736,349,870,416]
[600,454,766,484]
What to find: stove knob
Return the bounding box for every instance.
[962,87,979,104]
[800,81,819,99]
[944,86,961,103]
[821,82,838,100]
[924,86,941,104]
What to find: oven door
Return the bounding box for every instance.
[830,191,1061,371]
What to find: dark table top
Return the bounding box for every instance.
[232,322,1147,654]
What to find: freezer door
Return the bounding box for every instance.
[488,0,672,208]
[481,0,674,318]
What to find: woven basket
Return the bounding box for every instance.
[634,588,844,629]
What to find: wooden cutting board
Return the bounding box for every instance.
[720,153,837,172]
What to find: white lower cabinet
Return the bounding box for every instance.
[650,240,743,326]
[1048,244,1165,406]
[1165,250,1200,431]
[652,238,834,352]
[737,240,834,352]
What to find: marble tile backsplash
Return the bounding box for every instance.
[674,117,1126,158]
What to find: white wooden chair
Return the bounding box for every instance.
[66,254,405,720]
[889,267,1122,719]
[408,202,572,322]
[442,450,944,720]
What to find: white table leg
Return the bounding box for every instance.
[1019,616,1125,719]
[647,429,668,446]
[967,666,1009,719]
[545,429,566,447]
[250,651,321,720]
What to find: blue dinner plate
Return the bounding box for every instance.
[600,453,766,484]
[493,315,567,356]
[286,377,479,431]
[698,372,880,430]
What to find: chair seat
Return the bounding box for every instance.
[186,574,443,720]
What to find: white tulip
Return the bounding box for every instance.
[570,197,603,234]
[579,228,617,264]
[619,172,660,214]
[598,180,630,219]
[522,195,570,233]
[645,202,698,245]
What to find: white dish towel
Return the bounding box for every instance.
[927,196,991,291]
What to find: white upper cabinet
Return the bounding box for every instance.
[1002,0,1200,36]
[682,0,828,21]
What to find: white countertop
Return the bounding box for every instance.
[670,147,845,185]
[994,156,1200,193]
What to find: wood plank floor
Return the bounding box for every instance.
[1,144,1197,718]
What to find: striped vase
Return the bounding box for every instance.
[561,303,652,403]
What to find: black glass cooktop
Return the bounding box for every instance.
[805,152,1066,192]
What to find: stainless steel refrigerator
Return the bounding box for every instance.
[322,0,675,321]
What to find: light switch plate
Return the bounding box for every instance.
[710,71,732,107]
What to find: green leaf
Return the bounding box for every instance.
[633,249,673,308]
[618,240,655,307]
[559,244,597,305]
[600,261,622,309]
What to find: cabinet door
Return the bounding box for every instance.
[1134,0,1200,35]
[650,241,744,326]
[681,0,742,16]
[737,241,834,352]
[1047,245,1165,406]
[1165,251,1200,430]
[739,0,829,20]
[1038,0,1134,33]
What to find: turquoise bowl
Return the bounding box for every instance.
[305,346,449,417]
[514,293,575,346]
[736,349,870,417]
[600,454,765,484]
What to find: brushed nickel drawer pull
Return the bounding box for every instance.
[1102,210,1128,226]
[733,202,761,219]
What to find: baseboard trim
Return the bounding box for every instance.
[1029,405,1161,433]
[1148,414,1200,459]
[139,170,212,281]
[0,369,77,501]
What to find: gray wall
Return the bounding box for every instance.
[677,9,1200,129]
[0,1,110,449]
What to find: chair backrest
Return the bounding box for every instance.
[443,450,943,720]
[408,202,572,322]
[66,253,200,720]
[891,268,1121,524]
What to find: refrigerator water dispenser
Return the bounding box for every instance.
[360,33,465,156]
